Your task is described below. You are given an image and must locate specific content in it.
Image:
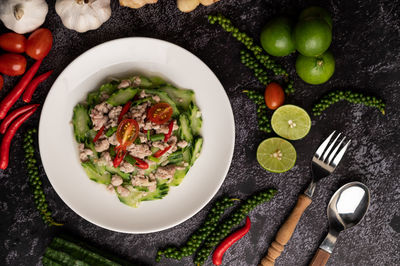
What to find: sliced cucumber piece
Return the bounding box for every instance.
[137,76,152,87]
[160,85,195,111]
[105,166,131,181]
[99,82,118,96]
[144,89,179,116]
[140,182,169,201]
[117,187,144,208]
[143,163,158,175]
[72,104,91,142]
[179,113,193,143]
[182,147,192,163]
[106,87,138,106]
[169,168,188,186]
[86,91,100,107]
[190,137,203,166]
[150,76,167,87]
[81,162,111,184]
[188,102,202,136]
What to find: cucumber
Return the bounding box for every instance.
[99,82,117,96]
[84,139,98,159]
[149,76,167,87]
[81,162,111,184]
[105,166,131,181]
[72,104,91,142]
[160,85,195,111]
[168,151,183,164]
[143,163,158,175]
[106,87,138,106]
[190,137,203,166]
[144,89,179,116]
[140,182,169,201]
[188,102,202,136]
[178,113,193,143]
[137,76,152,87]
[86,91,100,107]
[169,168,188,186]
[182,147,192,163]
[117,187,144,208]
[44,247,90,266]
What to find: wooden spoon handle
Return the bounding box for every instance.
[259,194,312,266]
[309,249,331,266]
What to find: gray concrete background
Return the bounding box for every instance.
[1,0,399,265]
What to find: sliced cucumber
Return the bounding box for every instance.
[72,104,91,142]
[169,168,188,186]
[160,85,195,111]
[149,76,167,87]
[86,91,100,107]
[144,89,179,116]
[189,102,202,136]
[81,162,111,184]
[140,182,169,201]
[105,166,131,181]
[117,187,144,208]
[143,163,158,175]
[178,113,193,143]
[99,82,118,96]
[190,137,203,166]
[84,139,98,159]
[137,76,152,87]
[106,87,138,106]
[182,147,192,163]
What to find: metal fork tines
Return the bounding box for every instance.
[306,131,351,197]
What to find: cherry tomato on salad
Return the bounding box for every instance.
[0,53,27,76]
[264,82,285,110]
[148,103,173,125]
[0,33,26,53]
[116,119,139,147]
[26,28,53,60]
[0,75,3,91]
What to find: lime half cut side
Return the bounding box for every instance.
[257,137,297,173]
[271,105,311,140]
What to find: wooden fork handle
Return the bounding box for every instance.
[259,194,312,266]
[309,248,331,266]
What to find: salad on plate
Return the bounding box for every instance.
[72,75,203,208]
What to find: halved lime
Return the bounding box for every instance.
[271,105,311,140]
[257,137,296,173]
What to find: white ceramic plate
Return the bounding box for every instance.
[39,37,235,234]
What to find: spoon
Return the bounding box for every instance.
[309,181,370,266]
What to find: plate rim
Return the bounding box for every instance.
[38,37,235,233]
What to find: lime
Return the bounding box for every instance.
[299,6,333,29]
[295,50,335,85]
[257,137,296,173]
[271,105,311,140]
[260,17,296,57]
[293,18,332,56]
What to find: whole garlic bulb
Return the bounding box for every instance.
[55,0,111,33]
[0,0,49,34]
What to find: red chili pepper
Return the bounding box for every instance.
[0,59,43,119]
[0,106,38,169]
[212,216,251,266]
[0,104,39,134]
[92,125,105,143]
[164,120,174,142]
[113,145,127,168]
[118,101,132,123]
[22,70,53,103]
[133,157,149,169]
[153,145,171,158]
[0,75,3,91]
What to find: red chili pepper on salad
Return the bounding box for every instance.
[22,70,53,103]
[164,120,174,142]
[0,75,3,91]
[153,145,171,158]
[0,104,39,134]
[0,105,39,169]
[212,216,251,266]
[118,101,132,123]
[93,125,105,143]
[133,157,149,169]
[113,145,127,168]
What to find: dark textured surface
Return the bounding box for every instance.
[1,0,400,265]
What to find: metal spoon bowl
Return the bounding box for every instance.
[310,181,370,266]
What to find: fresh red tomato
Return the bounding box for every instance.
[264,82,285,110]
[0,33,26,53]
[148,103,173,124]
[0,54,27,76]
[26,28,53,60]
[0,75,3,91]
[116,119,139,147]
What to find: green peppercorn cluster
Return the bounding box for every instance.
[194,189,277,265]
[240,51,271,85]
[156,197,236,262]
[243,90,272,133]
[23,129,62,226]
[312,90,386,116]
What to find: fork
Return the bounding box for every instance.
[260,131,351,266]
